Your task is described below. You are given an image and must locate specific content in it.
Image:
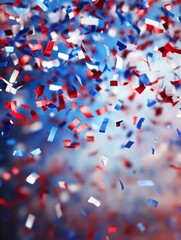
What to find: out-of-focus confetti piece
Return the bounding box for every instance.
[176,128,181,138]
[13,150,24,157]
[79,106,94,118]
[137,222,146,232]
[58,181,68,190]
[147,99,156,107]
[74,123,88,134]
[137,180,154,187]
[100,155,109,167]
[25,214,35,229]
[147,198,158,208]
[34,0,48,11]
[26,172,40,184]
[30,148,41,157]
[88,196,101,207]
[47,127,57,142]
[55,203,63,218]
[99,118,109,133]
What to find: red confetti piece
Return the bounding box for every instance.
[44,41,54,57]
[110,80,118,86]
[96,107,108,115]
[74,123,88,134]
[57,94,65,111]
[79,105,94,118]
[121,159,132,168]
[68,118,81,131]
[135,84,146,94]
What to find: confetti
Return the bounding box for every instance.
[25,214,35,229]
[47,127,57,142]
[124,141,134,149]
[136,118,145,129]
[119,180,124,190]
[55,203,63,218]
[88,196,101,207]
[99,118,109,133]
[137,180,154,187]
[79,106,94,118]
[26,172,40,184]
[147,198,158,208]
[30,148,41,157]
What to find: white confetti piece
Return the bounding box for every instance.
[58,181,67,189]
[49,84,62,91]
[25,214,35,229]
[26,172,40,184]
[80,17,99,26]
[100,155,109,167]
[115,55,123,70]
[55,203,63,218]
[137,180,154,187]
[88,196,101,207]
[58,52,69,61]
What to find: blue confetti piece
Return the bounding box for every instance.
[0,62,8,67]
[147,52,153,58]
[140,0,149,9]
[31,148,41,157]
[177,128,181,138]
[124,141,134,148]
[132,24,141,35]
[147,99,156,107]
[99,118,109,133]
[13,150,24,157]
[137,222,145,232]
[116,41,127,51]
[147,198,158,208]
[47,127,57,143]
[127,34,135,43]
[34,0,48,11]
[136,117,145,129]
[114,100,123,111]
[119,180,124,190]
[59,121,67,128]
[6,139,16,146]
[151,147,155,155]
[139,74,150,85]
[89,89,97,96]
[126,130,133,138]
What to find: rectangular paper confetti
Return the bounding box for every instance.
[47,127,57,142]
[88,196,101,207]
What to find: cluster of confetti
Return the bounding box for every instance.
[0,0,181,239]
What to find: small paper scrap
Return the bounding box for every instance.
[137,180,154,187]
[119,180,124,190]
[147,198,158,208]
[55,203,63,218]
[25,214,35,229]
[88,196,101,207]
[26,172,40,184]
[47,127,57,142]
[30,148,41,157]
